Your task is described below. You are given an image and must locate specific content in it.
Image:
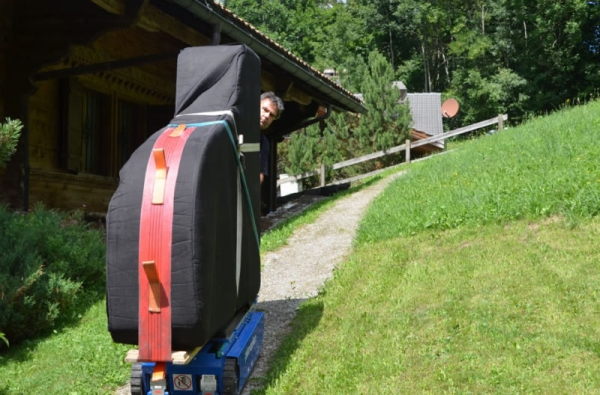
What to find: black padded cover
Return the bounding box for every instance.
[106,44,261,349]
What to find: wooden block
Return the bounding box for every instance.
[142,260,161,312]
[169,124,186,138]
[151,148,167,205]
[124,347,202,365]
[171,347,201,365]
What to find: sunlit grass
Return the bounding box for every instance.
[2,100,599,394]
[358,100,600,244]
[0,300,130,394]
[259,217,600,394]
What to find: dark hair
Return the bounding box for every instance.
[260,91,285,119]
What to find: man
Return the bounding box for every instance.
[259,92,284,185]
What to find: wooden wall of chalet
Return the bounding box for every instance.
[26,79,114,213]
[26,29,177,214]
[0,2,14,203]
[0,2,13,120]
[2,0,339,214]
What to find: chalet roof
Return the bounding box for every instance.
[406,93,443,136]
[166,0,365,115]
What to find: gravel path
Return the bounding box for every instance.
[114,172,402,395]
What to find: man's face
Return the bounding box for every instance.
[260,98,279,130]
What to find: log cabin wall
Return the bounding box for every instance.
[1,0,150,210]
[0,1,23,207]
[27,26,178,214]
[0,1,14,120]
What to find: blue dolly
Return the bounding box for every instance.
[129,307,264,395]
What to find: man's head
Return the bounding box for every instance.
[260,92,285,131]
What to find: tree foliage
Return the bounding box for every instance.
[0,118,23,167]
[225,0,600,120]
[356,51,412,154]
[282,51,412,182]
[224,0,600,180]
[0,205,106,348]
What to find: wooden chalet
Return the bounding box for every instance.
[0,0,365,215]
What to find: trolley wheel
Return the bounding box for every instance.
[130,363,144,395]
[222,358,239,395]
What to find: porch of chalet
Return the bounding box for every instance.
[0,0,364,215]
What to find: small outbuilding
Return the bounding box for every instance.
[405,92,445,154]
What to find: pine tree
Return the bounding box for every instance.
[284,120,346,187]
[285,124,321,177]
[355,51,412,154]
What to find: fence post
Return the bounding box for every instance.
[320,163,326,187]
[405,139,411,164]
[498,114,503,132]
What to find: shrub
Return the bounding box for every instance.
[0,332,7,347]
[0,204,106,348]
[0,118,23,166]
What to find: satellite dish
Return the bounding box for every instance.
[441,98,459,118]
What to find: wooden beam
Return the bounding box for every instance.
[136,4,209,45]
[90,0,125,15]
[125,347,202,365]
[260,69,278,93]
[278,115,508,185]
[410,114,508,149]
[33,52,179,81]
[90,0,146,18]
[282,82,313,106]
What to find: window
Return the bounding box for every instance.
[63,78,171,178]
[117,99,146,171]
[82,90,110,175]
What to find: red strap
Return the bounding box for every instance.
[138,126,195,361]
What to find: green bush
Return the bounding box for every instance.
[0,118,23,166]
[0,205,106,348]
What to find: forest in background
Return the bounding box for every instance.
[222,0,600,179]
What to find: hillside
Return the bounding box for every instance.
[257,100,600,394]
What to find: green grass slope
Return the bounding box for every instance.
[259,101,600,394]
[358,101,600,243]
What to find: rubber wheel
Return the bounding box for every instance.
[130,363,144,395]
[222,358,239,395]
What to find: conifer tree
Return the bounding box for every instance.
[355,51,412,155]
[285,124,321,177]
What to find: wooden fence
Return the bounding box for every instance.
[277,114,507,188]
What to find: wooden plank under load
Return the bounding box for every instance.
[125,348,202,365]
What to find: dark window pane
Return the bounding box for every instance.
[83,90,110,175]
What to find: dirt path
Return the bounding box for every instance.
[114,172,402,395]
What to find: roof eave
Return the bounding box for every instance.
[165,0,366,114]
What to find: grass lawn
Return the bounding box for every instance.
[260,217,600,394]
[0,300,130,394]
[257,100,600,394]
